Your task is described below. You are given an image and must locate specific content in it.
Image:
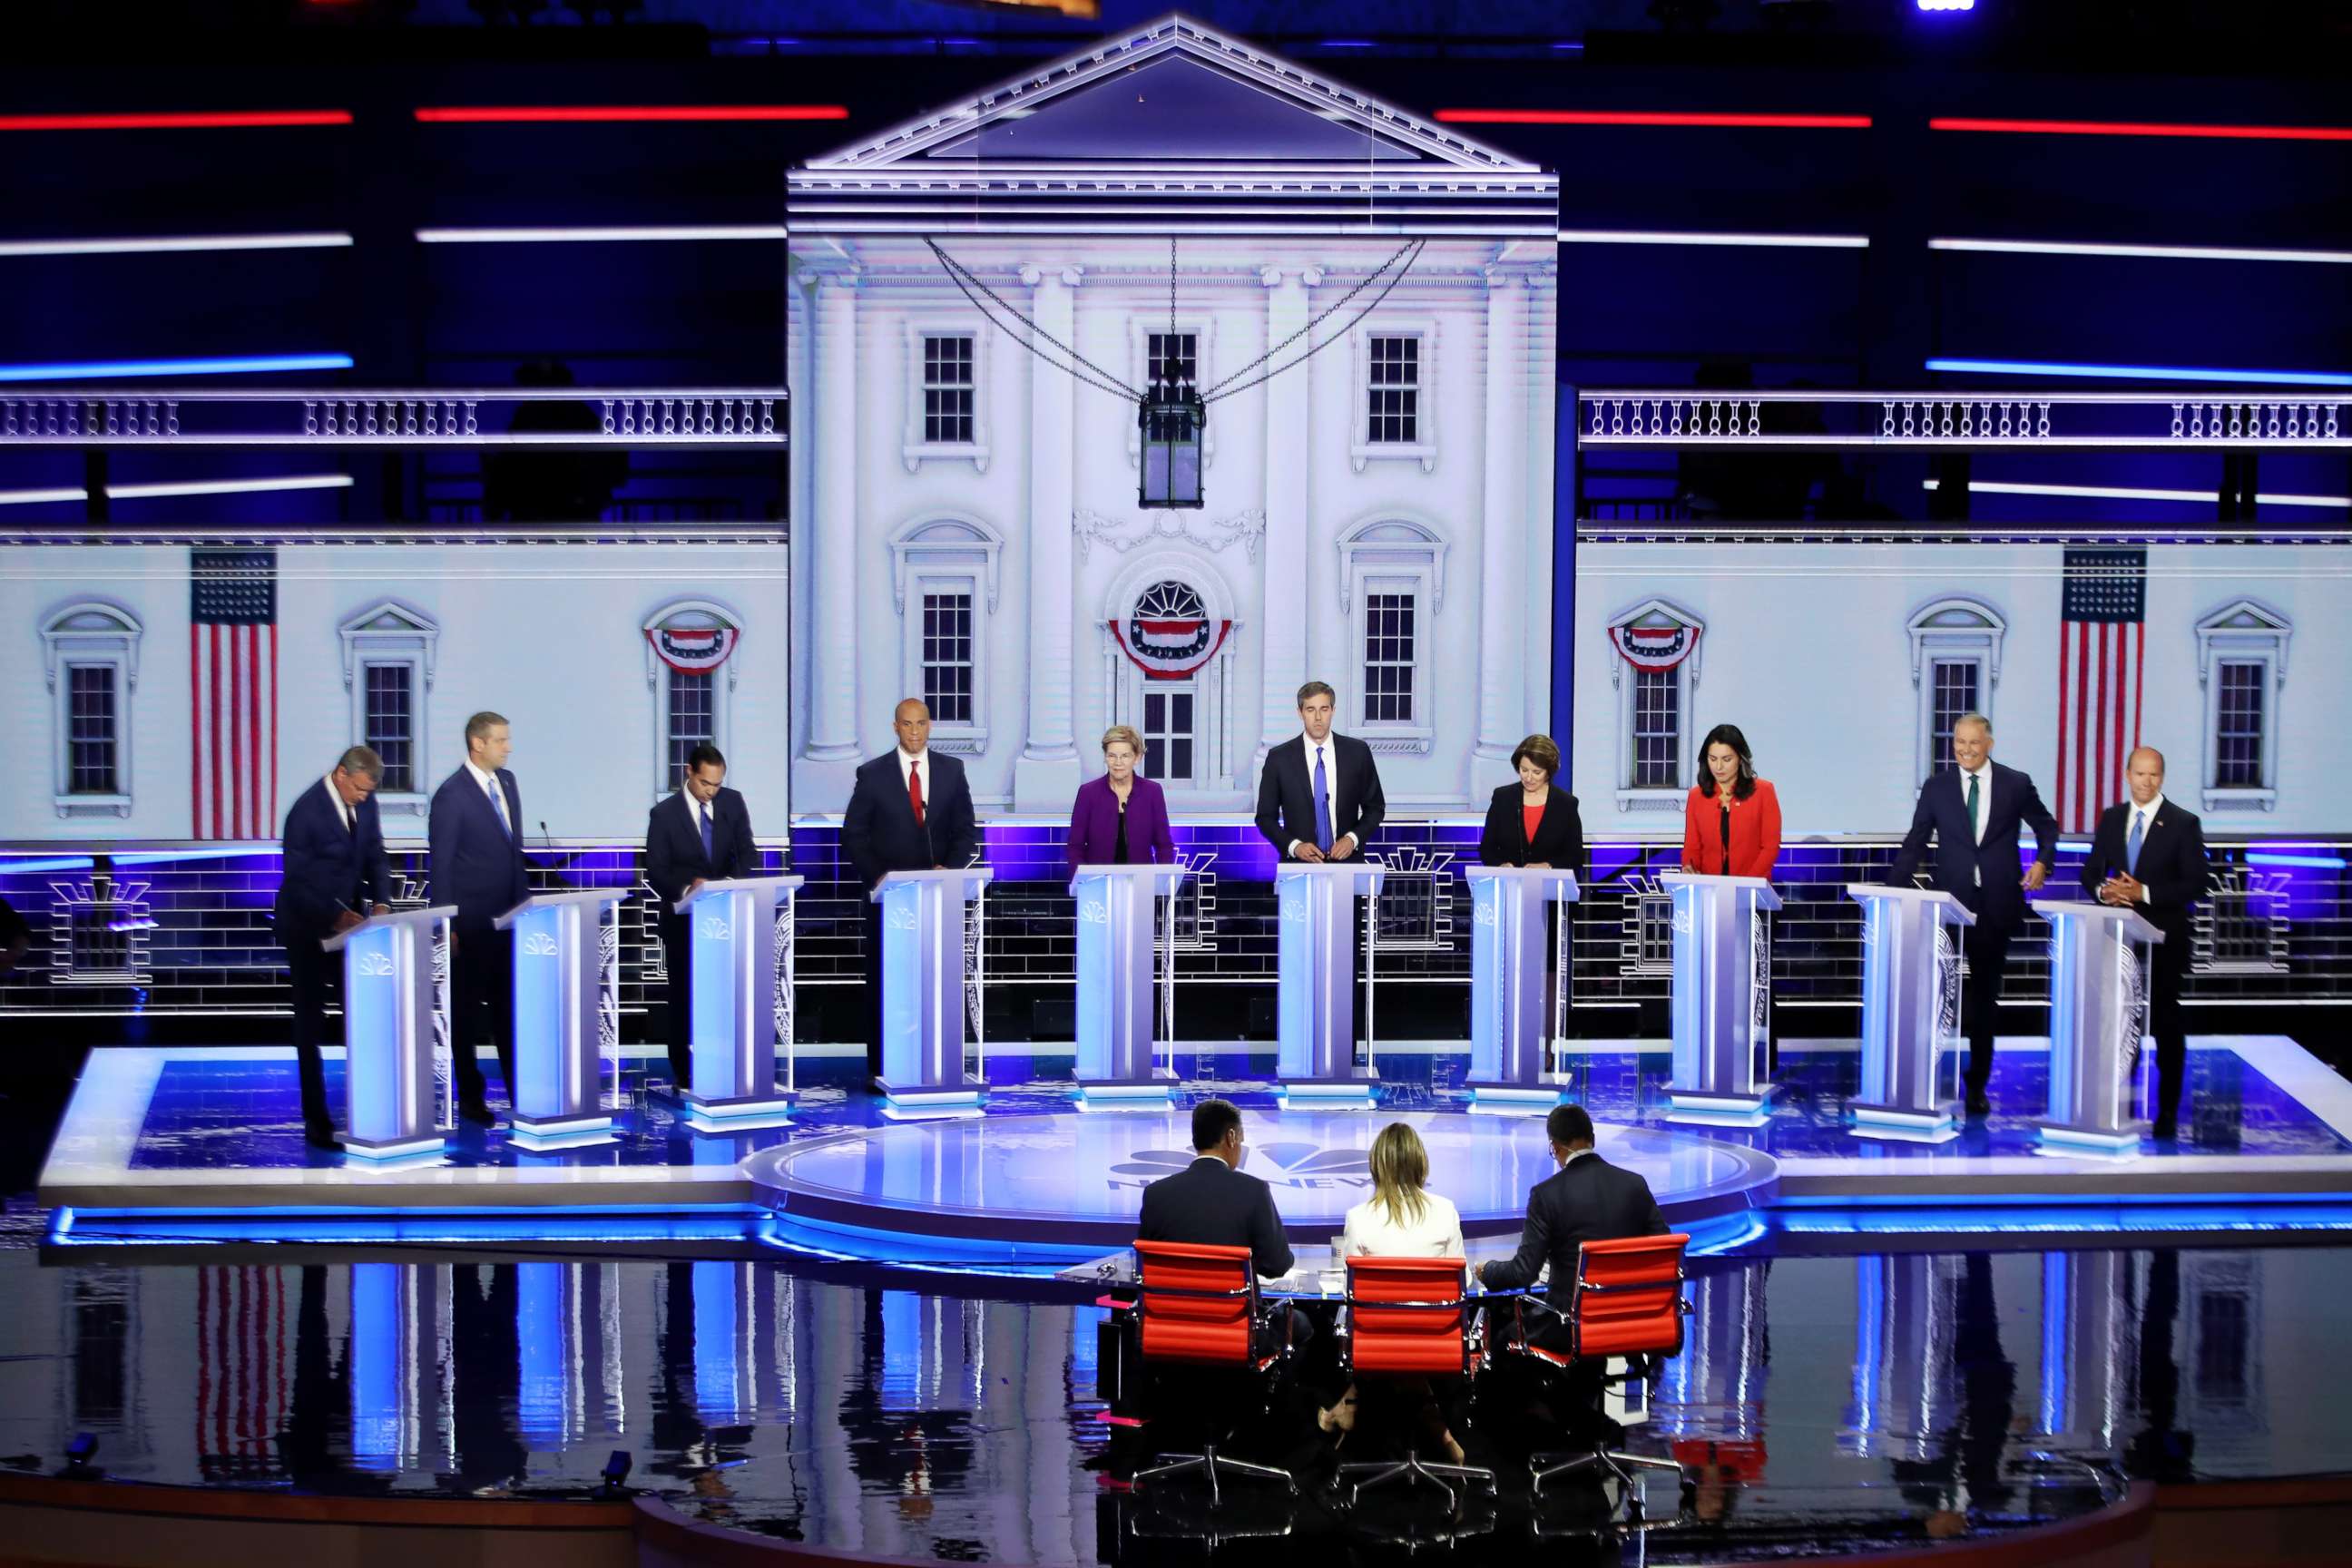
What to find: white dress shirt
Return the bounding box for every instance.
[2124,792,2164,902]
[322,773,354,834]
[1338,1190,1467,1282]
[896,748,931,806]
[1286,732,1347,858]
[1955,761,1991,886]
[464,758,512,825]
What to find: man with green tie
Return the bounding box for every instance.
[1889,712,2058,1117]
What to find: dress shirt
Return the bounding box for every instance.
[1287,732,1347,858]
[896,749,929,794]
[323,773,354,834]
[1957,761,1991,887]
[2125,792,2165,902]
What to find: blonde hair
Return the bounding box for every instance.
[1101,724,1143,759]
[1367,1122,1430,1229]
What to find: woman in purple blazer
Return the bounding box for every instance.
[1066,725,1178,868]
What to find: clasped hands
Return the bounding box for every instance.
[1293,834,1359,864]
[2096,871,2145,907]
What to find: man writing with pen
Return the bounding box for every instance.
[274,746,397,1151]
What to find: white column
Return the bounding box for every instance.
[1013,262,1082,810]
[1256,264,1318,768]
[1475,264,1528,762]
[802,271,861,778]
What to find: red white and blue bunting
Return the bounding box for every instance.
[1110,615,1232,681]
[1607,622,1699,672]
[645,623,740,673]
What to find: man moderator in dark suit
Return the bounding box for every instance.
[840,698,981,1083]
[275,746,396,1149]
[2080,747,2208,1140]
[1889,710,2059,1116]
[1479,1102,1665,1328]
[645,741,759,1090]
[427,710,530,1124]
[1136,1098,1295,1280]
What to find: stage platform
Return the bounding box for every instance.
[37,1036,2352,1259]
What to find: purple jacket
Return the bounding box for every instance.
[1065,773,1177,869]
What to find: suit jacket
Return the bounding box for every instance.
[1065,773,1177,869]
[841,750,979,893]
[1253,732,1387,859]
[2079,799,2207,974]
[273,778,394,943]
[1481,1152,1666,1311]
[1136,1155,1296,1280]
[426,764,530,935]
[1477,783,1585,873]
[645,786,759,914]
[1888,760,2058,934]
[1681,779,1783,881]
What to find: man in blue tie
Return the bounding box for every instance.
[428,710,531,1124]
[645,742,760,1090]
[2080,747,2207,1141]
[1254,681,1389,1031]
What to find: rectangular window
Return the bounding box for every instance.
[1362,591,1416,725]
[2215,661,2264,787]
[363,662,414,793]
[1146,331,1198,387]
[667,667,714,783]
[1142,687,1195,783]
[1632,667,1680,788]
[65,663,117,795]
[923,335,975,445]
[1367,336,1420,445]
[920,589,975,725]
[1929,659,1980,771]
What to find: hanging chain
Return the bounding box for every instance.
[1168,236,1178,358]
[1201,238,1426,407]
[926,238,1142,402]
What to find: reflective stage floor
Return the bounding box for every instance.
[35,1037,2352,1256]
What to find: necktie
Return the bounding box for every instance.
[1965,772,1980,841]
[486,776,512,839]
[2127,810,2144,876]
[908,760,926,828]
[1312,746,1334,853]
[699,800,715,862]
[340,799,354,837]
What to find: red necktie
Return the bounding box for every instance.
[908,759,926,828]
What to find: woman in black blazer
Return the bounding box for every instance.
[1479,733,1584,873]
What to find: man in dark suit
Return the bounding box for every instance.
[645,741,760,1089]
[427,710,530,1123]
[1888,711,2059,1116]
[1136,1097,1296,1279]
[840,698,981,1082]
[1253,681,1387,866]
[2080,746,2208,1140]
[1479,1102,1666,1320]
[274,745,396,1149]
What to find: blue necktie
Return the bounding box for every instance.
[1312,747,1334,853]
[699,799,715,862]
[2126,810,2144,876]
[485,777,513,840]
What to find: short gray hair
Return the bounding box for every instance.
[1954,711,1993,737]
[335,745,384,782]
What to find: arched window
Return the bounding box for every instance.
[338,599,440,814]
[642,599,745,797]
[2195,599,2290,814]
[1603,597,1703,811]
[40,600,142,818]
[1338,515,1449,753]
[887,514,1005,753]
[1906,596,2006,780]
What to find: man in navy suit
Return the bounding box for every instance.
[840,699,980,1082]
[1254,681,1387,1045]
[645,741,760,1089]
[1480,1102,1666,1318]
[2080,747,2208,1140]
[1889,711,2059,1115]
[275,746,396,1149]
[428,710,530,1122]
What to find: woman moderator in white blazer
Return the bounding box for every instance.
[1335,1122,1469,1464]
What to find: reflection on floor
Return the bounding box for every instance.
[0,1240,2336,1563]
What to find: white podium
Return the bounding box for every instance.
[1660,873,1782,1123]
[674,874,807,1132]
[1068,863,1188,1112]
[1847,883,1976,1141]
[1464,867,1580,1114]
[495,887,628,1150]
[874,867,994,1114]
[2037,899,2164,1155]
[1274,860,1386,1109]
[324,906,456,1162]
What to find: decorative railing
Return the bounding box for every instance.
[0,388,786,448]
[1577,390,2347,449]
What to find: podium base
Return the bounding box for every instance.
[338,1130,447,1163]
[877,1080,986,1121]
[509,1111,616,1152]
[1662,1085,1776,1127]
[1275,1077,1377,1111]
[1072,1077,1173,1112]
[1464,1082,1568,1116]
[1848,1101,1958,1143]
[681,1088,799,1134]
[2034,1121,2141,1159]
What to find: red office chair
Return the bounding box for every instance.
[1128,1240,1298,1503]
[1335,1255,1495,1507]
[1507,1232,1693,1501]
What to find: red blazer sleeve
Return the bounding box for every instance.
[1680,786,1707,872]
[1737,780,1783,880]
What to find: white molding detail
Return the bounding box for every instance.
[39,599,142,820]
[1072,505,1266,564]
[1905,595,2006,785]
[1602,595,1705,808]
[1337,514,1449,753]
[337,598,441,817]
[888,514,1006,613]
[900,318,992,474]
[1349,317,1439,474]
[1099,551,1242,791]
[2194,597,2291,815]
[888,514,1008,751]
[642,597,745,797]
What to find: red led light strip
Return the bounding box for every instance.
[416,105,848,124]
[0,111,352,132]
[1931,117,2352,142]
[1435,110,1870,129]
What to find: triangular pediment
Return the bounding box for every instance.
[808,14,1534,173]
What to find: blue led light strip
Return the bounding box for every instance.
[0,353,355,383]
[1926,356,2352,387]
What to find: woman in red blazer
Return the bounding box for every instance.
[1681,724,1781,880]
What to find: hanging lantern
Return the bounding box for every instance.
[1137,377,1206,509]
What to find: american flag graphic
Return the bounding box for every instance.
[195,1265,293,1479]
[2053,547,2146,834]
[190,548,279,840]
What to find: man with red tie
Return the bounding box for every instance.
[841,698,981,1083]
